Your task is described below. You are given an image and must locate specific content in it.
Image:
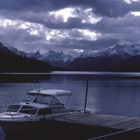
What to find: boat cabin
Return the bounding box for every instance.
[7,89,72,116]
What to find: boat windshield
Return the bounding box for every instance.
[34,95,54,104]
[22,94,35,103]
[34,95,61,105]
[19,106,37,114]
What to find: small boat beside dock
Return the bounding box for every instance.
[0,89,74,134]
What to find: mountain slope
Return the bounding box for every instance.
[67,56,125,71]
[80,41,140,58]
[0,43,52,72]
[40,50,73,67]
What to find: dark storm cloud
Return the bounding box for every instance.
[59,38,118,50]
[0,0,138,30]
[0,0,137,18]
[87,0,130,17]
[91,14,140,42]
[0,25,45,51]
[94,15,140,33]
[41,17,84,30]
[0,0,139,30]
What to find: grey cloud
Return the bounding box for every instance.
[0,0,139,30]
[0,26,45,51]
[59,38,118,50]
[20,14,94,30]
[131,1,140,11]
[91,0,130,17]
[94,15,140,33]
[44,17,83,29]
[0,0,136,18]
[91,14,140,42]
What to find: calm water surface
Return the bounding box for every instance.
[1,71,140,139]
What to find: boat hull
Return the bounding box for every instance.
[0,119,49,134]
[0,111,74,134]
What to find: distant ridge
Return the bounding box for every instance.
[67,41,140,72]
[0,42,52,72]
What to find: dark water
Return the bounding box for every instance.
[1,71,140,139]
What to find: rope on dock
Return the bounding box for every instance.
[88,126,140,140]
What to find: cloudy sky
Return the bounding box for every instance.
[0,0,140,53]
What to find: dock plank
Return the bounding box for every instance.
[52,112,140,131]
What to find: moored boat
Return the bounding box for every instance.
[0,89,75,133]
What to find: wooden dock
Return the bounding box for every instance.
[4,112,140,140]
[52,112,140,130]
[49,112,140,140]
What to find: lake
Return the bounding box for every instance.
[1,71,140,139]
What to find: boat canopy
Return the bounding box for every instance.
[28,89,72,96]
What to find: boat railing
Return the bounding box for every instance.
[0,106,85,114]
[0,107,38,120]
[0,106,84,120]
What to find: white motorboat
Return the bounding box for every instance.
[0,89,75,133]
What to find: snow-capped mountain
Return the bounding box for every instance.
[41,50,73,62]
[64,49,84,58]
[96,41,140,57]
[8,47,74,62]
[27,50,42,59]
[8,41,140,60]
[68,41,140,71]
[7,47,74,67]
[38,50,75,67]
[80,41,140,58]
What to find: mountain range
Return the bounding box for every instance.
[68,41,140,71]
[2,41,140,72]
